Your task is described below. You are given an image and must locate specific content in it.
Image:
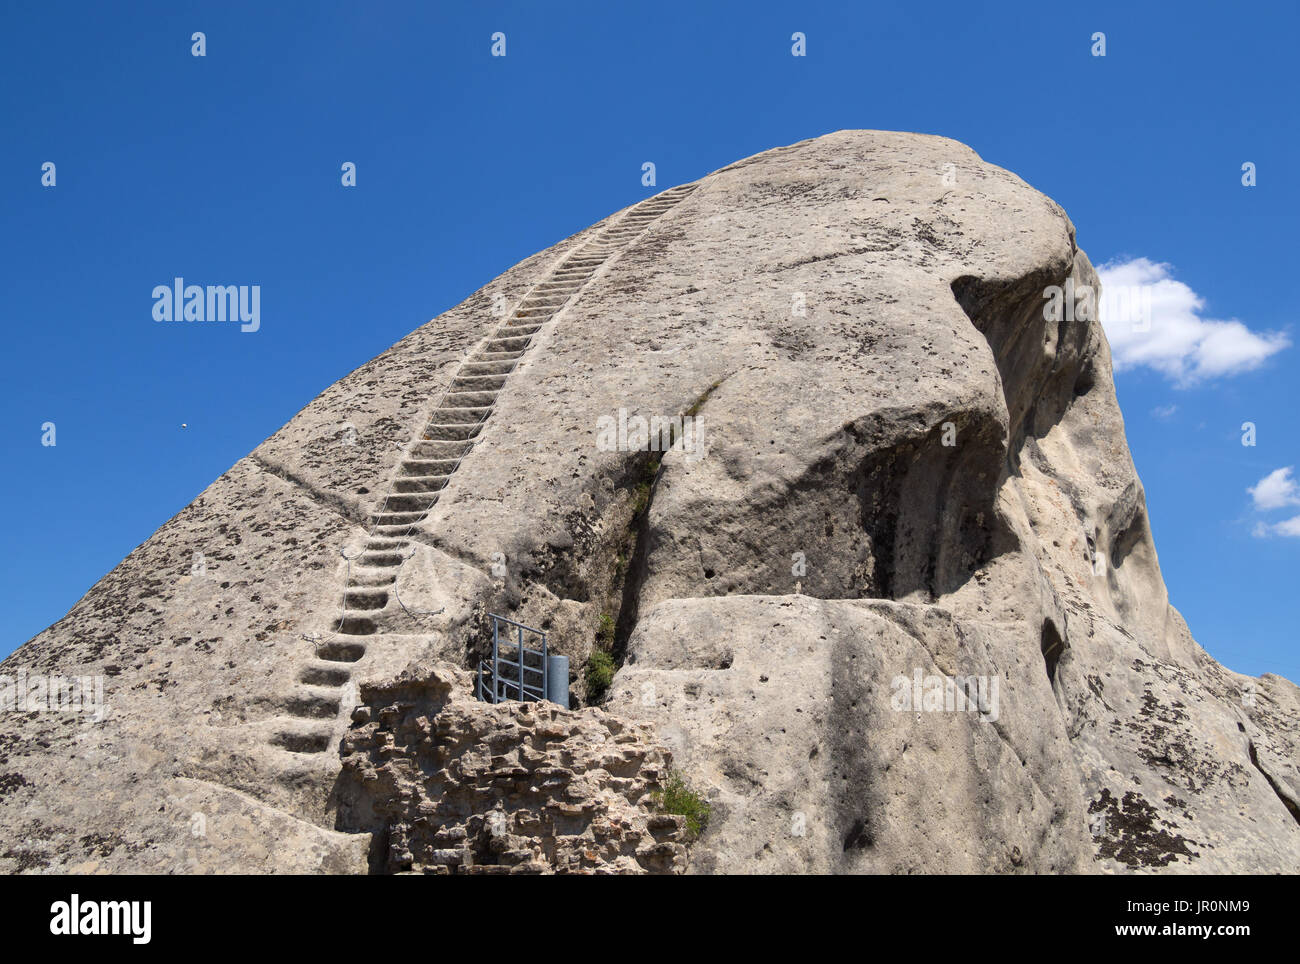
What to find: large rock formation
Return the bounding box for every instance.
[2,131,1297,874]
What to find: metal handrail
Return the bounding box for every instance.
[488,613,547,633]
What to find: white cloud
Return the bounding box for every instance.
[1249,466,1300,511]
[1248,467,1300,538]
[1151,404,1178,419]
[1096,258,1289,386]
[1254,515,1300,539]
[1275,516,1300,537]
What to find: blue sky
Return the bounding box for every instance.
[1,1,1296,680]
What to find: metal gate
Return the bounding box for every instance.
[477,614,548,704]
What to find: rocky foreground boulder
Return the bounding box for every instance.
[2,130,1297,874]
[337,666,688,874]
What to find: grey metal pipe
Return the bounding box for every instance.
[546,654,570,709]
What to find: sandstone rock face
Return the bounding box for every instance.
[336,666,686,874]
[2,130,1296,874]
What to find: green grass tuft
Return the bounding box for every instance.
[596,612,616,646]
[585,648,615,702]
[631,481,652,516]
[653,770,711,840]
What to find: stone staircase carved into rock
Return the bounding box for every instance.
[266,183,698,756]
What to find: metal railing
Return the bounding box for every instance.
[477,614,548,704]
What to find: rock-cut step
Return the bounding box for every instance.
[373,523,419,537]
[357,542,408,558]
[331,613,379,637]
[317,633,369,657]
[458,359,518,377]
[270,724,335,755]
[299,661,353,687]
[372,509,428,525]
[342,588,389,611]
[503,327,542,343]
[399,458,459,476]
[383,491,440,512]
[356,548,406,567]
[408,439,473,460]
[421,423,481,443]
[281,686,343,720]
[465,349,525,365]
[519,293,569,308]
[428,405,493,425]
[392,474,449,493]
[347,567,399,588]
[442,390,499,409]
[513,304,561,320]
[483,335,532,353]
[392,475,449,495]
[451,373,508,392]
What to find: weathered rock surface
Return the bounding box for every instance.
[336,665,686,874]
[2,130,1296,873]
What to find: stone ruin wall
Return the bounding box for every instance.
[336,665,688,874]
